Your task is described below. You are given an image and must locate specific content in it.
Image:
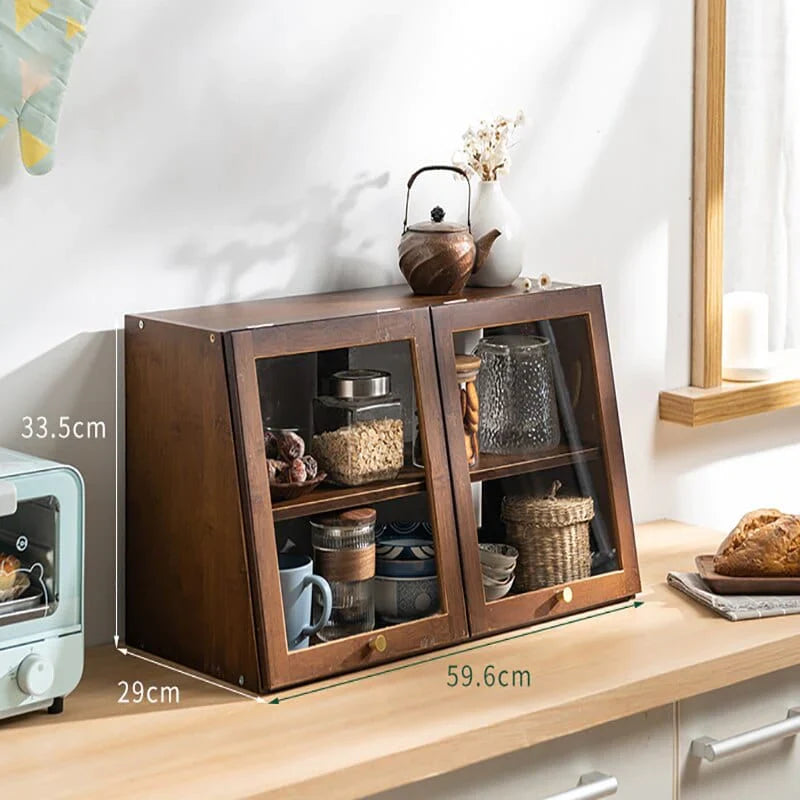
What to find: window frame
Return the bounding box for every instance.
[659,0,800,426]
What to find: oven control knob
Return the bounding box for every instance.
[17,655,55,697]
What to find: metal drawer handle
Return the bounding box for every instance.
[691,707,800,762]
[541,771,618,800]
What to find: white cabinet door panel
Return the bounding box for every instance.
[371,705,673,800]
[679,666,800,800]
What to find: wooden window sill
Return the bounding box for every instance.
[659,376,800,426]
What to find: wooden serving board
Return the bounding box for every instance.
[696,555,800,595]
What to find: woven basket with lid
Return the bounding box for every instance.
[501,481,594,592]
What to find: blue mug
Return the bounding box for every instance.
[278,554,332,650]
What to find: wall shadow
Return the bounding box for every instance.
[170,171,391,304]
[0,331,117,646]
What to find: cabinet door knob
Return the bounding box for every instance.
[559,586,574,604]
[369,634,387,653]
[691,707,800,762]
[541,771,618,800]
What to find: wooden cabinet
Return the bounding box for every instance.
[678,667,800,800]
[432,284,639,635]
[371,706,674,800]
[125,284,639,692]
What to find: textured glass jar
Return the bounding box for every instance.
[312,370,404,486]
[311,508,376,640]
[474,335,560,455]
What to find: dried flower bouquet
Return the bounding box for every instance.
[453,111,525,181]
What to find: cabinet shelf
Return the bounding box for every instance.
[271,465,427,522]
[468,445,601,483]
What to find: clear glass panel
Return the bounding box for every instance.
[452,315,620,603]
[0,496,59,626]
[256,340,443,650]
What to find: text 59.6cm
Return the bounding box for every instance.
[447,664,532,688]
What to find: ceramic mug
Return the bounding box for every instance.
[278,554,332,650]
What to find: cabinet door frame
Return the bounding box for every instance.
[431,285,640,635]
[227,307,468,691]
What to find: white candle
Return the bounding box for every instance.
[722,291,770,381]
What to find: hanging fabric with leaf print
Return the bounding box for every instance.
[0,0,97,175]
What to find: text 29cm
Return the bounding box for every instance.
[118,680,180,705]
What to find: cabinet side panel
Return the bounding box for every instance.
[125,318,260,692]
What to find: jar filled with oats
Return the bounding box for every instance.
[312,370,404,486]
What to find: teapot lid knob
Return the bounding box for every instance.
[430,206,445,223]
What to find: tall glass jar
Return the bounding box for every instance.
[456,354,481,467]
[312,370,404,486]
[474,335,560,455]
[311,508,376,640]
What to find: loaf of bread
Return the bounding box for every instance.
[0,554,21,591]
[713,509,800,577]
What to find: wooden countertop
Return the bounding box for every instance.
[4,521,800,799]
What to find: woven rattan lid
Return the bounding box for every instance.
[501,481,594,526]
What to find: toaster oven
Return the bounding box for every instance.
[0,448,84,720]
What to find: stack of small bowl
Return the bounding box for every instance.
[374,523,439,624]
[478,543,518,600]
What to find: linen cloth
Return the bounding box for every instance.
[667,571,800,621]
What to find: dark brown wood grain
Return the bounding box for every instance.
[134,283,573,333]
[271,466,426,522]
[469,446,600,484]
[125,317,261,692]
[430,284,640,637]
[125,283,639,692]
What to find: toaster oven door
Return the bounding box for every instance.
[0,467,83,648]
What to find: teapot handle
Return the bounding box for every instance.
[403,165,472,233]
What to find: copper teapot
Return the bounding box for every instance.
[398,165,501,296]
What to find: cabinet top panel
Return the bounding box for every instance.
[128,282,579,332]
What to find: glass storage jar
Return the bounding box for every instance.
[474,335,560,455]
[311,507,376,640]
[312,369,404,486]
[456,354,481,467]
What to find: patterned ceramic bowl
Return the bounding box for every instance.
[376,528,436,578]
[374,575,439,623]
[478,543,519,571]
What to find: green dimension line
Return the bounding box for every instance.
[269,600,644,704]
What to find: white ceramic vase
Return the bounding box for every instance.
[468,179,524,287]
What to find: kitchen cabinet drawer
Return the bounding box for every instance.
[679,666,800,800]
[371,705,673,800]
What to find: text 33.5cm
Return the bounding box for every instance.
[22,416,107,440]
[447,664,532,688]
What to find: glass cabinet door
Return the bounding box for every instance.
[0,469,82,643]
[432,286,639,636]
[229,308,468,689]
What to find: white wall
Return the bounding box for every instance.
[2,0,799,646]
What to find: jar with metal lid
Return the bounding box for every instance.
[312,369,404,486]
[311,507,376,640]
